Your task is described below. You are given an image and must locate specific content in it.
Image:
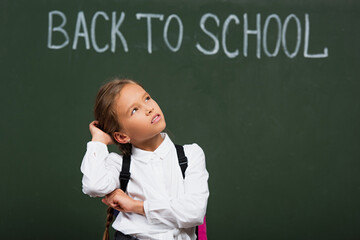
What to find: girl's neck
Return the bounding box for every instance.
[132,133,165,152]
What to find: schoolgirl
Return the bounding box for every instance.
[80,78,209,240]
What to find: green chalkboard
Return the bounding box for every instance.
[1,0,360,239]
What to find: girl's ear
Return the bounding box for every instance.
[113,132,130,144]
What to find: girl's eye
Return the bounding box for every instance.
[130,96,151,115]
[131,108,138,115]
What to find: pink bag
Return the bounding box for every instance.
[197,216,207,240]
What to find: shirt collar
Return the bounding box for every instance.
[131,132,173,163]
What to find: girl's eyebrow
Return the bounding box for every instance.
[126,92,148,114]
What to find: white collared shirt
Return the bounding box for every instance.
[80,132,209,240]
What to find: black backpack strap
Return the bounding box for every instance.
[175,144,188,179]
[120,154,131,192]
[114,154,132,217]
[175,144,199,239]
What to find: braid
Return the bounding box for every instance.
[102,207,114,240]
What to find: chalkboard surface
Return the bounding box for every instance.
[1,0,360,239]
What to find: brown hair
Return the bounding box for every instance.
[93,77,145,240]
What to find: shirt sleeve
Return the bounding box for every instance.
[143,143,210,229]
[80,141,122,197]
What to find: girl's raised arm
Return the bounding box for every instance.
[80,121,121,197]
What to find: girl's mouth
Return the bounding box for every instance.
[151,114,161,124]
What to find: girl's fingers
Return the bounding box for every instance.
[115,207,125,212]
[110,203,119,209]
[89,121,100,130]
[89,120,98,126]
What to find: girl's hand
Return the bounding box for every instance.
[89,120,115,145]
[101,189,145,216]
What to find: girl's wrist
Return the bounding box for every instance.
[91,136,108,145]
[133,200,145,216]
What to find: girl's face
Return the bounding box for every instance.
[113,83,166,144]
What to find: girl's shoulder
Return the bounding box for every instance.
[182,142,206,165]
[183,142,204,154]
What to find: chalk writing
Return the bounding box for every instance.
[47,10,328,58]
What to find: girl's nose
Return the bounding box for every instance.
[145,105,154,115]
